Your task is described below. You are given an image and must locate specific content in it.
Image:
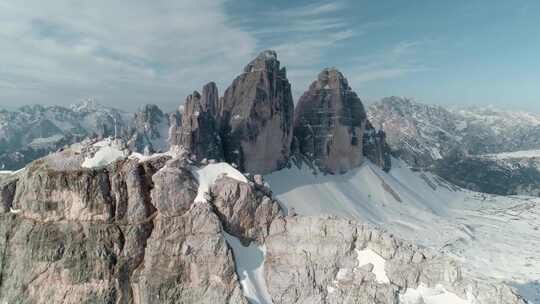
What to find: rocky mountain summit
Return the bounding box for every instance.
[293,68,391,173]
[217,50,295,174]
[174,83,223,162]
[127,104,170,153]
[294,69,367,173]
[174,51,389,176]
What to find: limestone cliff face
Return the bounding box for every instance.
[265,216,524,304]
[0,149,250,304]
[218,50,294,175]
[363,121,392,172]
[0,148,526,304]
[177,83,223,162]
[293,68,368,174]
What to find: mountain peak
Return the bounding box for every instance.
[243,50,281,74]
[311,68,349,91]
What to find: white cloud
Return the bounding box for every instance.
[347,40,431,85]
[0,0,257,110]
[266,2,345,18]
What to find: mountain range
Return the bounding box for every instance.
[368,97,540,196]
[0,50,538,304]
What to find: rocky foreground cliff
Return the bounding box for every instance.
[0,144,525,303]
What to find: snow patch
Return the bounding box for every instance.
[399,284,471,304]
[192,163,248,203]
[223,232,272,304]
[82,140,127,168]
[482,149,540,160]
[10,207,22,214]
[355,248,390,284]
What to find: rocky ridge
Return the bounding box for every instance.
[0,143,525,303]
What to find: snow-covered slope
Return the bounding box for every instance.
[265,160,540,303]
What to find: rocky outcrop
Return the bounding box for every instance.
[294,68,368,174]
[0,174,17,213]
[177,83,223,162]
[0,145,526,303]
[167,109,182,148]
[131,159,246,303]
[210,175,282,244]
[218,50,294,174]
[264,215,526,304]
[0,148,250,304]
[128,104,170,153]
[363,121,392,172]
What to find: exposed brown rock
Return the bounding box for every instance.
[178,83,223,162]
[294,68,368,174]
[210,176,282,244]
[218,50,294,175]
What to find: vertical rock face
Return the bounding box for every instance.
[294,68,368,174]
[363,121,392,171]
[178,83,223,161]
[209,176,282,244]
[0,150,249,304]
[202,81,219,118]
[218,50,294,174]
[131,160,247,303]
[128,104,170,153]
[167,109,182,147]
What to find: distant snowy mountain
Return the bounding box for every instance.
[0,100,173,170]
[368,97,540,196]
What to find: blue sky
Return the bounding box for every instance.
[1,0,539,112]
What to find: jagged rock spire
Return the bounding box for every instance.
[293,68,368,174]
[178,84,223,161]
[217,50,294,174]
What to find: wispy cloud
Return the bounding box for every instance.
[348,40,432,85]
[266,2,345,18]
[0,0,257,110]
[243,1,358,98]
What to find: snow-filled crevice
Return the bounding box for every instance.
[223,232,273,304]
